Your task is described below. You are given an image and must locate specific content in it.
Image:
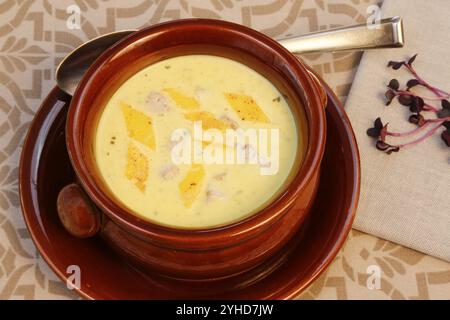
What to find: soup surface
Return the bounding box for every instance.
[94,55,301,228]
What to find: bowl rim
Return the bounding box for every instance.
[66,18,326,244]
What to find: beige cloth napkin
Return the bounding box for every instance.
[345,0,450,262]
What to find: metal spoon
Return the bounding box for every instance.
[56,17,403,96]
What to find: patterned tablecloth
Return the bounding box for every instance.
[0,0,449,300]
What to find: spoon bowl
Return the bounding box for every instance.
[56,30,137,96]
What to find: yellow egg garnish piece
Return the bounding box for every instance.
[179,164,205,208]
[120,101,155,150]
[164,88,200,110]
[184,111,230,131]
[224,93,269,123]
[125,142,149,192]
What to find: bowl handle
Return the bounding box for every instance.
[57,183,102,238]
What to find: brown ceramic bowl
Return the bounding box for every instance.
[60,19,327,280]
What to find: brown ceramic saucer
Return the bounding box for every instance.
[19,79,360,299]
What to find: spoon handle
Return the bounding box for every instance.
[278,16,404,54]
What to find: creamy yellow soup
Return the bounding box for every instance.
[94,55,301,228]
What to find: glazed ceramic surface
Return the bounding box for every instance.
[63,19,327,279]
[19,78,359,299]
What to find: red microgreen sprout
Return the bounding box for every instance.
[368,54,450,154]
